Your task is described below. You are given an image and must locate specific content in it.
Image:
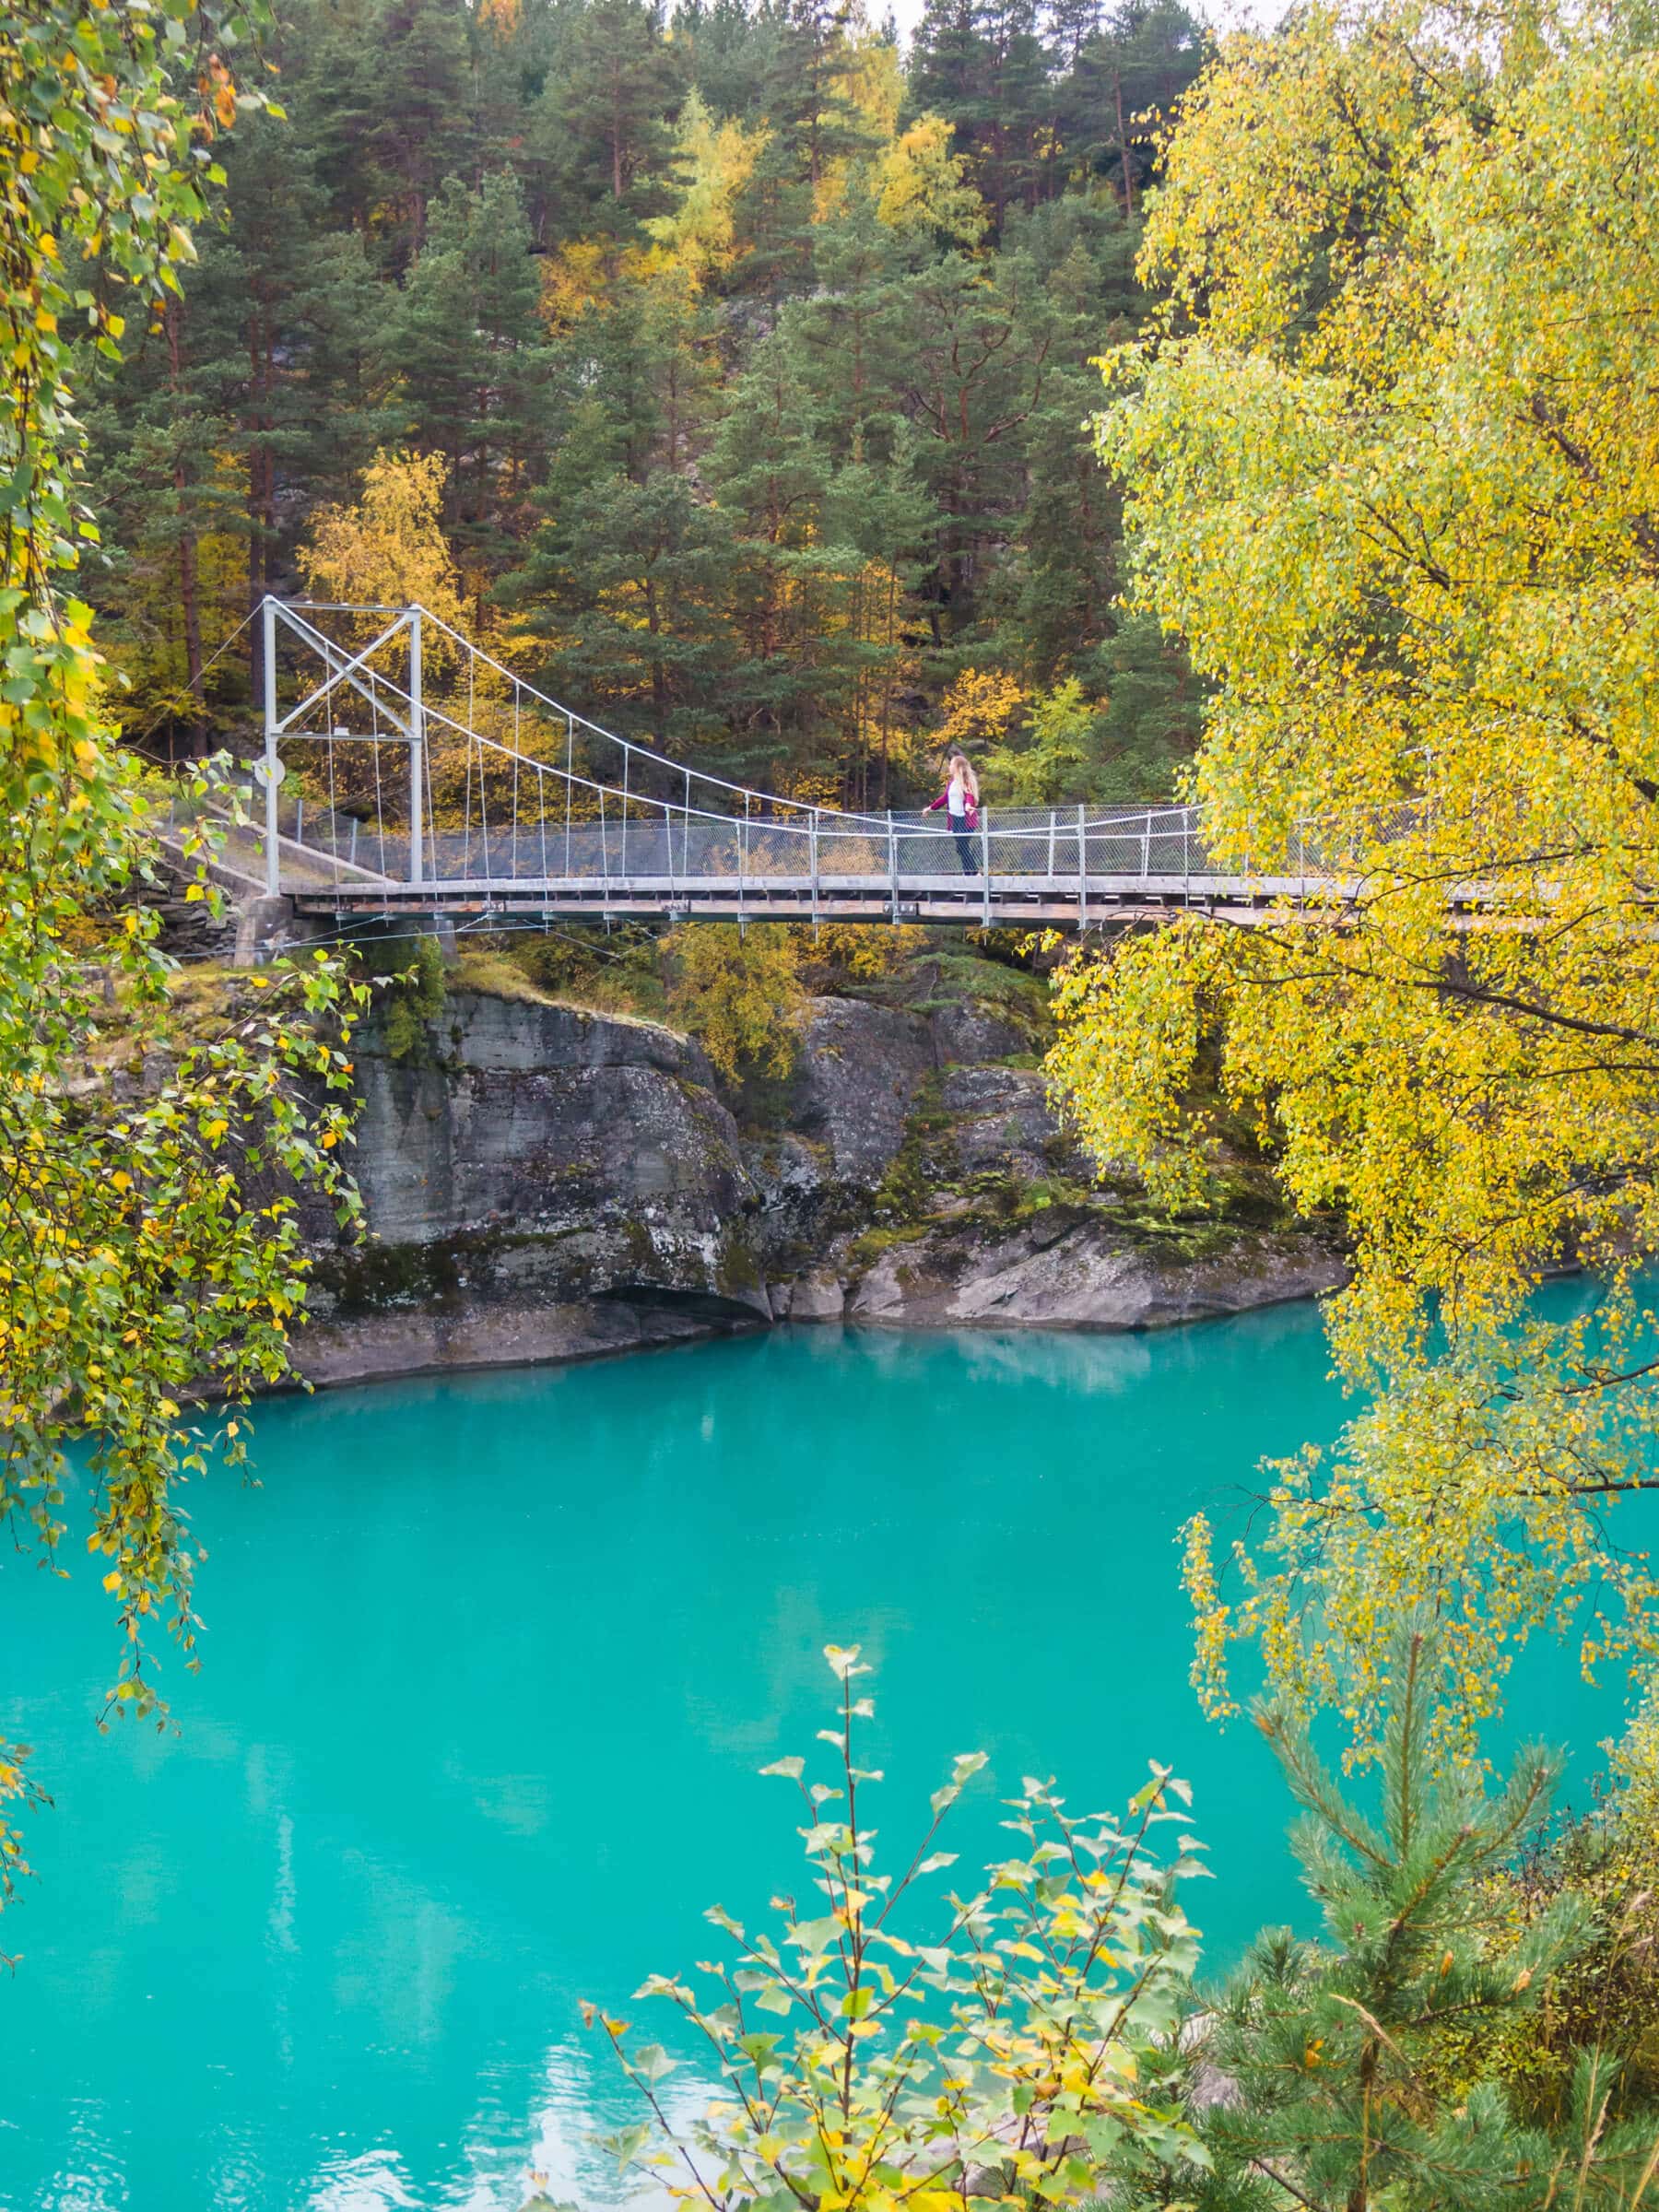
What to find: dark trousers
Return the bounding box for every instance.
[950,816,978,876]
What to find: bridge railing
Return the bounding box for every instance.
[239,598,1439,910]
[270,723,1228,893]
[253,629,1216,892]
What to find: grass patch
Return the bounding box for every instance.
[924,947,1052,1018]
[449,948,559,1006]
[848,1221,935,1268]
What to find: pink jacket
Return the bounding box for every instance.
[925,784,980,830]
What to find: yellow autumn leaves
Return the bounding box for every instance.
[1051,0,1659,1760]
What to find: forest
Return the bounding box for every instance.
[84,0,1209,811]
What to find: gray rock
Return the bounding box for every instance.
[433,991,713,1081]
[349,995,743,1248]
[312,991,770,1376]
[788,997,935,1184]
[928,1001,1033,1067]
[783,1270,847,1321]
[296,1297,744,1389]
[847,1213,1346,1331]
[269,975,1347,1389]
[936,1064,1088,1181]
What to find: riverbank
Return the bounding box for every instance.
[288,951,1346,1390]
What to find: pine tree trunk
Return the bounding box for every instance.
[1115,73,1135,218]
[178,532,206,760]
[879,568,895,810]
[644,572,665,744]
[246,310,266,731]
[166,302,207,759]
[612,63,624,202]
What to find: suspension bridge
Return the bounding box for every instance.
[181,598,1392,935]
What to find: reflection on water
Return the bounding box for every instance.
[0,1312,1640,2210]
[32,2042,689,2211]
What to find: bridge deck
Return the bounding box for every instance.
[290,871,1356,927]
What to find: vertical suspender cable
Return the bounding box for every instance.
[478,732,489,884]
[262,595,279,897]
[326,712,339,894]
[424,732,436,888]
[371,697,388,909]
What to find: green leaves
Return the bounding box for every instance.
[929,1749,988,1819]
[0,0,359,1896]
[627,2042,679,2085]
[588,1648,1205,2208]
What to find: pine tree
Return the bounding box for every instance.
[706,319,851,780]
[131,81,397,713]
[984,194,1136,677]
[910,0,991,178]
[1059,0,1207,212]
[768,0,882,197]
[82,297,243,756]
[728,0,883,300]
[501,285,733,747]
[77,0,1190,796]
[1169,1617,1605,2212]
[671,0,788,128]
[530,0,685,252]
[975,0,1048,225]
[908,0,1051,232]
[394,170,549,578]
[206,96,396,689]
[362,0,477,265]
[736,195,938,797]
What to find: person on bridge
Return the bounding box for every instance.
[926,750,981,876]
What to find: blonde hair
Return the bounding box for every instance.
[948,749,981,804]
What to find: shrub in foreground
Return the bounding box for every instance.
[576,1642,1208,2211]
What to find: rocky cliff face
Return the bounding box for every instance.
[300,992,767,1384]
[296,978,1344,1388]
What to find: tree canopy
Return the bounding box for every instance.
[1051,0,1659,1759]
[78,0,1210,805]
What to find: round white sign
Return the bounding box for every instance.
[253,757,288,789]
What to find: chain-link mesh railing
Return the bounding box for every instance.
[188,600,1444,915]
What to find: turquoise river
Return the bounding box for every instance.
[0,1301,1641,2210]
